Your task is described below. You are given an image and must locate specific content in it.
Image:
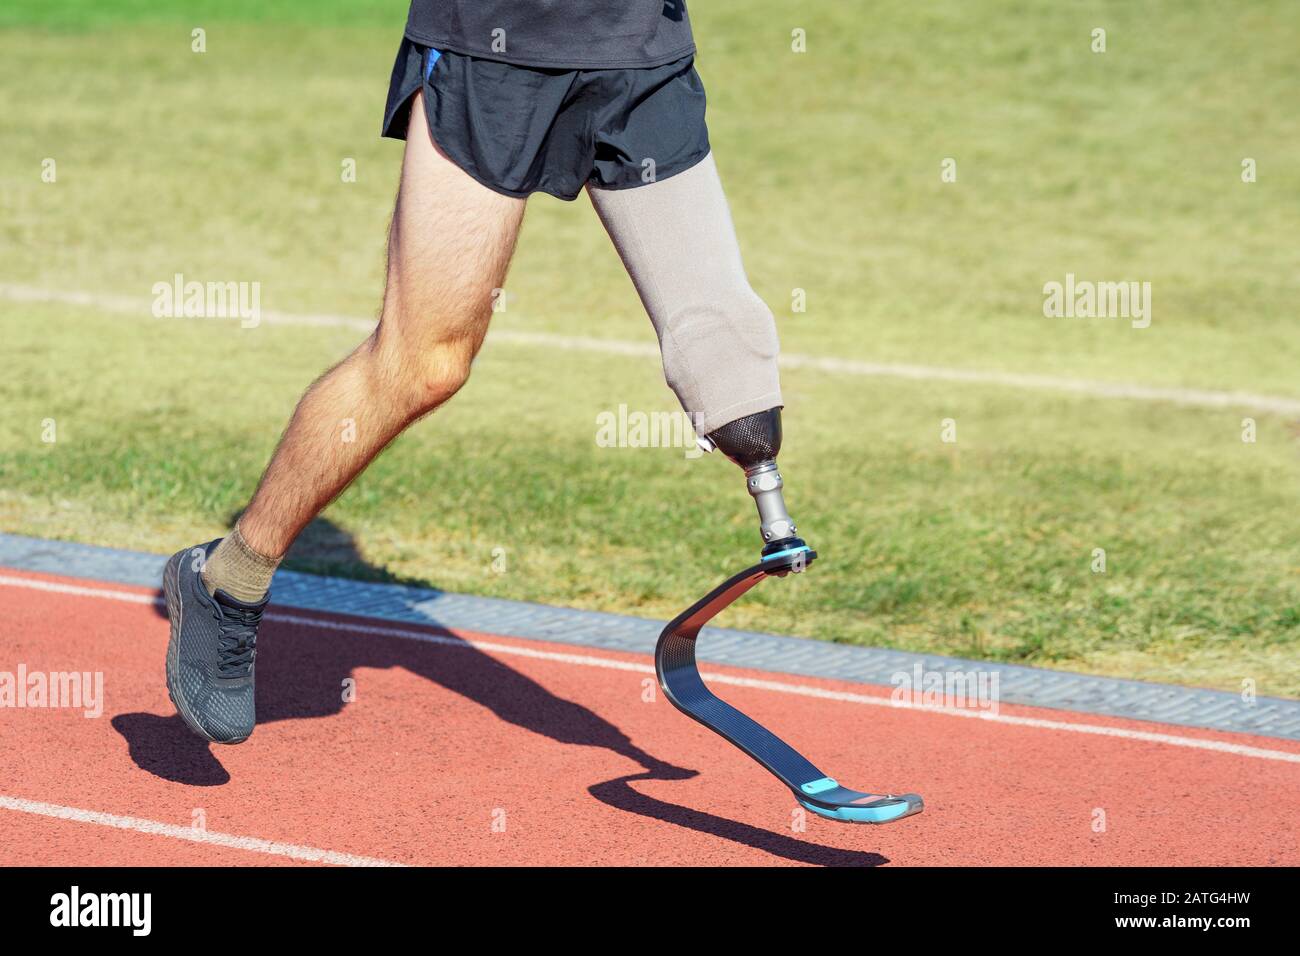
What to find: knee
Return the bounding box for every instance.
[406,346,475,413]
[365,331,476,417]
[659,287,779,392]
[729,286,780,352]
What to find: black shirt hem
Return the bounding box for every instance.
[403,26,696,70]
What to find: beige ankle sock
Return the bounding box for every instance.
[201,525,280,603]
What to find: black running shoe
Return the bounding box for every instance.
[163,540,267,744]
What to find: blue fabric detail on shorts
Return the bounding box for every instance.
[425,48,442,81]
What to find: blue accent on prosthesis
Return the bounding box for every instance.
[799,798,914,824]
[798,777,915,823]
[761,544,812,564]
[800,777,839,795]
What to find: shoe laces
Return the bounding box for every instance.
[216,602,263,677]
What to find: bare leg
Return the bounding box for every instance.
[238,93,525,558]
[165,98,525,743]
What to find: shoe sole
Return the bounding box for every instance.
[164,551,249,745]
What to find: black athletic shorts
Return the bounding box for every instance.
[382,36,710,201]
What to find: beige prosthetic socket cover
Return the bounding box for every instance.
[588,152,782,437]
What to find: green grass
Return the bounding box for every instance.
[2,1,1298,695]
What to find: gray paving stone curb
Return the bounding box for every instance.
[2,532,1295,739]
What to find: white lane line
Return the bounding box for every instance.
[0,575,160,606]
[0,795,404,867]
[707,674,1300,764]
[4,572,1299,764]
[4,283,1298,415]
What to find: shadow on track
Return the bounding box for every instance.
[589,773,888,866]
[117,517,866,864]
[121,517,690,793]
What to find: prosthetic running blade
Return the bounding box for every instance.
[655,545,924,824]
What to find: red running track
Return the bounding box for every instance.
[0,568,1297,867]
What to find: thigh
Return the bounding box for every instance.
[379,91,527,355]
[587,151,757,320]
[587,152,783,435]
